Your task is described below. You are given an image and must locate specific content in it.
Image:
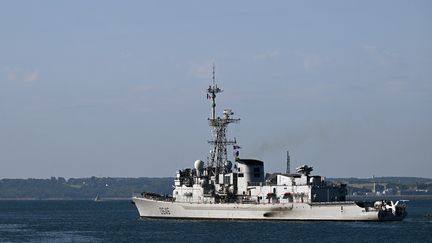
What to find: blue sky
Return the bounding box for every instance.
[1,1,431,178]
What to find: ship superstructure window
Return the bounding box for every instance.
[238,173,244,177]
[224,175,230,184]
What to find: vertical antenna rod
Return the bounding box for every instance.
[207,64,221,120]
[286,150,291,174]
[212,64,215,86]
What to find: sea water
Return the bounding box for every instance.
[0,199,431,242]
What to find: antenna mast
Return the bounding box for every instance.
[286,150,291,174]
[206,65,240,176]
[208,65,219,120]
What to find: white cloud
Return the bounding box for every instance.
[6,69,17,81]
[363,45,401,67]
[363,45,377,54]
[254,49,280,60]
[303,55,326,71]
[1,66,39,83]
[24,70,39,82]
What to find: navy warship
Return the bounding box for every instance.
[132,68,407,221]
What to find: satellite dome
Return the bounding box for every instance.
[194,160,204,171]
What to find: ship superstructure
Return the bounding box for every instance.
[132,68,407,221]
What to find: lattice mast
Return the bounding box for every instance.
[206,65,240,176]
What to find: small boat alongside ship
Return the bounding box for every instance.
[132,68,407,221]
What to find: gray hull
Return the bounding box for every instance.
[132,197,405,221]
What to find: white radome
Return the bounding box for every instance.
[194,160,204,171]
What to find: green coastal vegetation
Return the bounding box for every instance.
[0,177,172,200]
[331,177,432,196]
[0,176,431,200]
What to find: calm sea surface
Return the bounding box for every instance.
[0,199,431,242]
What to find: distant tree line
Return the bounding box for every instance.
[330,177,432,185]
[329,177,432,196]
[0,177,173,199]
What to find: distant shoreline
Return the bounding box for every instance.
[347,195,432,200]
[1,195,432,201]
[0,197,131,201]
[1,176,430,201]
